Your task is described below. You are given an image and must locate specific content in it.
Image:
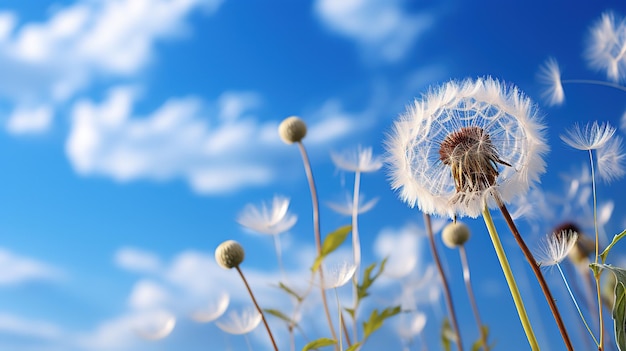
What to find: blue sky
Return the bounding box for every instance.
[0,0,625,350]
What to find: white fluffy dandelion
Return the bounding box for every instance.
[597,134,626,182]
[385,77,548,218]
[319,261,357,290]
[330,145,383,173]
[537,57,565,106]
[215,307,262,335]
[560,121,616,151]
[536,230,579,267]
[237,196,297,236]
[584,11,626,82]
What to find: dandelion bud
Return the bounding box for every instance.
[215,240,245,269]
[553,222,593,265]
[441,221,471,248]
[278,116,307,144]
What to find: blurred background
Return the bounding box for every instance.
[0,0,624,350]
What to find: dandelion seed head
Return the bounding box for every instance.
[331,145,383,173]
[215,307,262,335]
[536,230,579,267]
[560,121,616,151]
[584,11,626,82]
[385,77,548,218]
[552,222,594,265]
[237,196,297,235]
[597,135,626,182]
[278,116,307,144]
[319,261,356,290]
[215,240,245,269]
[537,57,565,106]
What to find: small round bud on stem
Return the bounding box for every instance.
[442,221,471,248]
[278,116,307,144]
[215,240,245,269]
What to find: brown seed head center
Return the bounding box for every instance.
[438,126,511,194]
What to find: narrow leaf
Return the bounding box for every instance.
[264,309,296,326]
[601,229,626,263]
[441,318,452,351]
[346,342,362,351]
[302,338,337,351]
[312,225,351,271]
[278,282,303,302]
[362,305,401,339]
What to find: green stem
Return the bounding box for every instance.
[588,149,605,351]
[297,141,338,349]
[351,170,362,341]
[481,205,539,350]
[557,263,599,346]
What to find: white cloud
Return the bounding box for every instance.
[314,0,434,62]
[0,0,223,134]
[373,223,425,279]
[0,248,63,285]
[114,247,163,274]
[0,313,64,340]
[5,104,54,134]
[127,280,171,310]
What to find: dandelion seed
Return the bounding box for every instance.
[560,121,616,151]
[597,135,626,182]
[537,57,565,106]
[237,196,297,236]
[584,11,626,82]
[536,230,579,267]
[134,310,176,340]
[216,307,262,335]
[330,145,383,173]
[385,77,548,218]
[319,261,357,290]
[190,292,230,323]
[326,193,379,216]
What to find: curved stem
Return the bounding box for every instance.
[351,170,362,341]
[458,246,489,350]
[423,213,463,351]
[588,149,605,351]
[562,79,626,94]
[496,199,573,351]
[236,266,279,351]
[557,263,599,346]
[481,205,538,350]
[296,141,338,348]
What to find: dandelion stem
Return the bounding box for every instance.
[481,205,538,350]
[458,245,489,350]
[296,141,338,348]
[235,266,279,351]
[496,199,573,351]
[335,288,344,351]
[562,79,626,94]
[423,213,463,351]
[557,263,599,346]
[588,148,605,351]
[351,170,362,341]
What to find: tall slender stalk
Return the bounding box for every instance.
[458,245,489,350]
[235,266,279,351]
[495,197,573,350]
[556,263,599,346]
[423,213,463,351]
[296,141,338,348]
[481,205,538,350]
[350,170,361,341]
[587,149,605,351]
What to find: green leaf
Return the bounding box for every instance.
[590,263,626,351]
[601,229,626,263]
[362,305,401,339]
[471,325,492,351]
[345,342,362,351]
[278,282,303,302]
[264,309,296,326]
[302,337,337,351]
[441,318,452,351]
[312,225,351,271]
[357,258,387,301]
[344,307,355,320]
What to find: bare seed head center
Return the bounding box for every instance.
[438,126,511,194]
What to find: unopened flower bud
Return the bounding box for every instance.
[278,116,307,144]
[215,240,245,269]
[442,221,470,248]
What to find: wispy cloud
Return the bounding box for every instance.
[0,0,223,134]
[314,0,435,63]
[0,248,63,285]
